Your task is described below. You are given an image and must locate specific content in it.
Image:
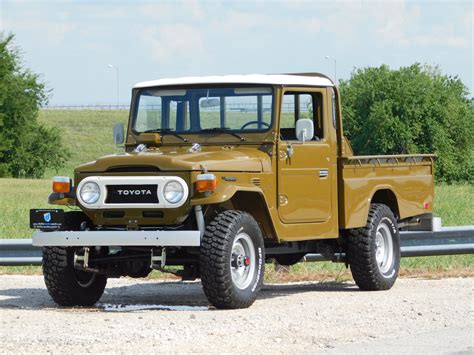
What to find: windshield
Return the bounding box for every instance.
[133,87,273,135]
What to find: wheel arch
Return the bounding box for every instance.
[229,190,277,242]
[370,188,400,220]
[192,185,278,242]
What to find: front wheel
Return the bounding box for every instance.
[200,210,265,309]
[346,204,400,291]
[42,247,107,306]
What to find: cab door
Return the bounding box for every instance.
[277,89,332,224]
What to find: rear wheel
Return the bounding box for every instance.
[346,204,400,291]
[200,210,265,309]
[42,247,107,306]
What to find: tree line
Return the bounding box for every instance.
[1,34,472,182]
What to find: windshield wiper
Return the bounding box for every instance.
[201,128,246,141]
[143,128,188,143]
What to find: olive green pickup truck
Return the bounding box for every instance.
[31,73,434,309]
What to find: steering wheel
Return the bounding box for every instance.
[240,121,271,130]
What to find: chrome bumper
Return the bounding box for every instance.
[32,230,201,247]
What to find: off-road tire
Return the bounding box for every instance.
[347,203,400,291]
[274,253,306,266]
[200,210,265,309]
[42,247,107,306]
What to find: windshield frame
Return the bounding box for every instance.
[130,84,275,141]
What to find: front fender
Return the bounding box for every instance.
[190,184,263,206]
[48,192,77,206]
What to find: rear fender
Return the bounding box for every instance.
[358,185,400,227]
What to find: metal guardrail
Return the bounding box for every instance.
[0,239,42,266]
[0,226,473,266]
[40,103,299,112]
[305,226,474,262]
[41,104,130,111]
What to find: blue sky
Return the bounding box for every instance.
[1,0,472,105]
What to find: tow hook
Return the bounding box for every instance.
[74,247,90,268]
[74,247,100,273]
[150,247,167,269]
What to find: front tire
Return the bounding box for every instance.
[346,204,400,291]
[42,247,107,306]
[200,210,265,309]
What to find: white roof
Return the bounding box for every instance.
[133,74,333,89]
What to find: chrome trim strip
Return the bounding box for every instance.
[319,169,329,178]
[33,230,200,247]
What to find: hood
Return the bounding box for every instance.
[75,146,268,173]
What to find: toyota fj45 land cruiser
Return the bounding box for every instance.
[31,73,434,309]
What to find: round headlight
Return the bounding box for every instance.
[80,182,100,204]
[164,181,184,204]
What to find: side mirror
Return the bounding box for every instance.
[295,119,314,143]
[113,123,125,145]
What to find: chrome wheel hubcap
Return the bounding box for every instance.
[231,233,256,289]
[375,219,394,274]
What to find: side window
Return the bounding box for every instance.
[299,94,313,120]
[280,92,324,141]
[281,94,296,129]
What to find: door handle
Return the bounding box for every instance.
[319,169,329,178]
[286,143,294,158]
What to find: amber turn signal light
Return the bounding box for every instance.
[196,173,218,192]
[52,176,71,193]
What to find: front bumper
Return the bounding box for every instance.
[32,230,201,247]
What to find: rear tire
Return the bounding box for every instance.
[346,204,400,291]
[200,210,265,309]
[42,247,107,306]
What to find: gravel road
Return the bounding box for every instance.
[0,275,473,353]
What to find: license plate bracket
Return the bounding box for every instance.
[30,209,65,230]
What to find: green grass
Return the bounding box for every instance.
[0,178,53,238]
[431,183,474,226]
[0,109,472,277]
[38,110,129,178]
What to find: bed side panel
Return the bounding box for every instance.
[340,156,434,229]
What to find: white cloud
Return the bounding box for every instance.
[3,17,76,46]
[135,23,209,65]
[374,1,471,49]
[211,10,266,31]
[1,0,471,103]
[137,1,204,23]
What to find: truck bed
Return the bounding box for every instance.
[338,154,435,229]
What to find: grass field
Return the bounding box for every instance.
[1,179,472,279]
[0,109,472,279]
[38,110,129,178]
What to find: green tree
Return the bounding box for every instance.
[339,64,474,183]
[0,33,68,178]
